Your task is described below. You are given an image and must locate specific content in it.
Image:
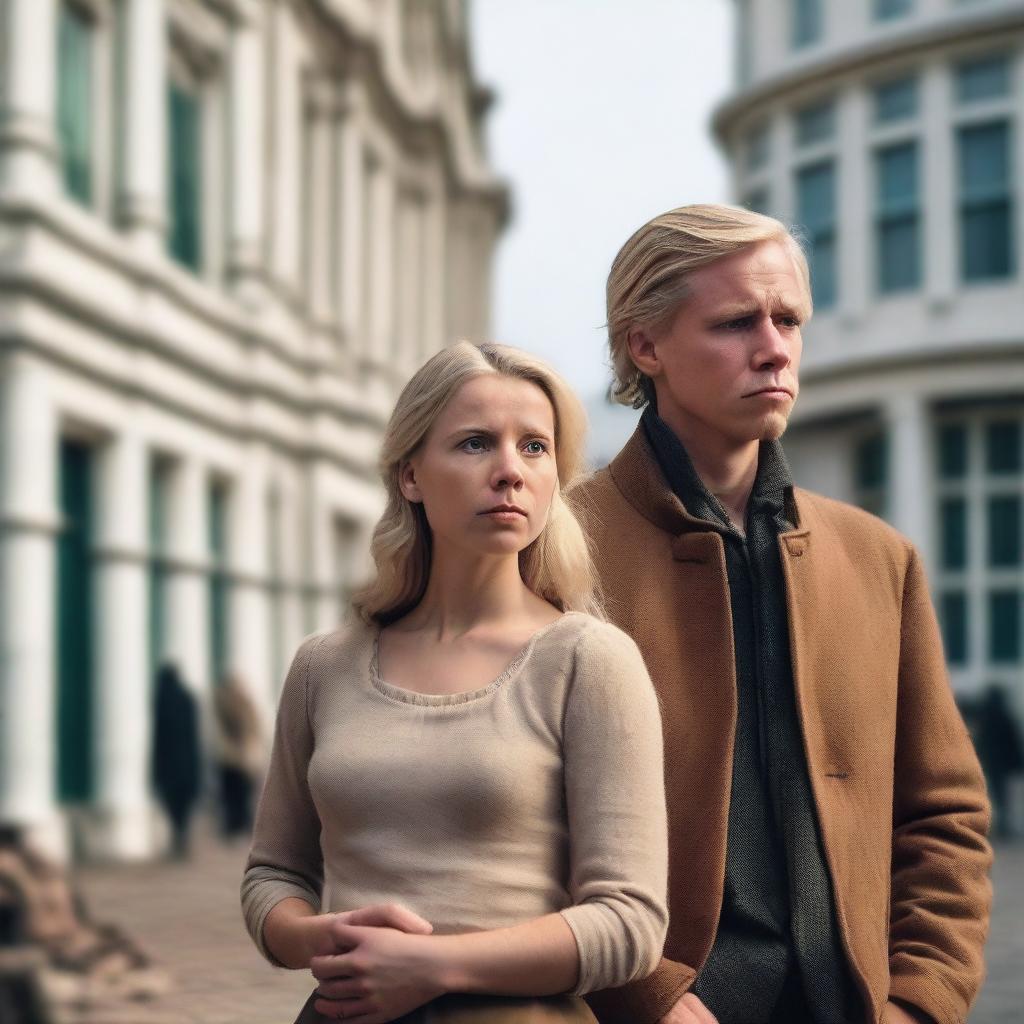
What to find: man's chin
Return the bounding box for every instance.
[755,412,792,442]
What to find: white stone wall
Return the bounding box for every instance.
[0,0,507,860]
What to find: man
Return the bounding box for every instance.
[570,205,991,1024]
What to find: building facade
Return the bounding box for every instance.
[716,0,1024,707]
[0,0,507,860]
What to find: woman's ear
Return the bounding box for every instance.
[398,460,422,503]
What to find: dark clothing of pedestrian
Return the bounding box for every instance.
[152,664,202,858]
[642,408,858,1024]
[974,686,1024,838]
[213,677,264,840]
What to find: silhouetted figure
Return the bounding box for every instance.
[152,664,202,859]
[213,675,265,840]
[974,685,1024,839]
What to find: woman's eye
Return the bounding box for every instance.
[523,440,548,455]
[461,437,486,452]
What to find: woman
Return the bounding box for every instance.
[242,342,668,1023]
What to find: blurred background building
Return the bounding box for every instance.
[0,0,508,861]
[716,0,1024,713]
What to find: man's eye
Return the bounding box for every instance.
[778,316,801,329]
[721,316,754,331]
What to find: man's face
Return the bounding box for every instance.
[635,239,809,451]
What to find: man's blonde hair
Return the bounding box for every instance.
[353,341,602,625]
[606,203,812,407]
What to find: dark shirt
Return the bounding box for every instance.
[642,407,858,1024]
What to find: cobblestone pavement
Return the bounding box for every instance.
[69,835,1024,1024]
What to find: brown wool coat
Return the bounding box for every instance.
[569,428,992,1024]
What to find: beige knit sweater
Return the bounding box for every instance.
[241,612,668,995]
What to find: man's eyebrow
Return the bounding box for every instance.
[706,303,760,321]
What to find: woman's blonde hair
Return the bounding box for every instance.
[606,203,812,408]
[353,341,602,625]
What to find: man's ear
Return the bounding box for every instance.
[626,326,661,380]
[398,460,422,503]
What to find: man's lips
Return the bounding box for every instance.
[745,386,794,398]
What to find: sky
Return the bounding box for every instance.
[468,0,735,429]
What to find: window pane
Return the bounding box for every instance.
[855,433,887,489]
[941,497,968,570]
[795,100,835,146]
[744,188,769,215]
[874,0,913,20]
[958,123,1013,282]
[57,4,92,205]
[746,123,770,171]
[792,0,822,48]
[877,216,920,292]
[796,161,837,308]
[876,143,920,292]
[989,590,1020,662]
[941,591,968,665]
[938,423,968,478]
[874,77,918,124]
[956,55,1011,104]
[877,143,918,212]
[986,420,1020,474]
[167,83,202,270]
[988,496,1021,566]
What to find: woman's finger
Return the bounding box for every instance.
[312,996,377,1020]
[315,977,368,1000]
[309,953,358,981]
[340,903,433,935]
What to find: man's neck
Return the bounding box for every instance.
[658,410,760,532]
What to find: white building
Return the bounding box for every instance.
[716,0,1024,707]
[0,0,508,860]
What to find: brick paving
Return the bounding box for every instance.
[65,832,1024,1024]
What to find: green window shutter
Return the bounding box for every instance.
[57,4,93,205]
[209,483,229,685]
[167,83,202,271]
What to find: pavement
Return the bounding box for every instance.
[65,833,1024,1024]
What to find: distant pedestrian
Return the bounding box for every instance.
[213,674,265,840]
[975,685,1024,839]
[152,664,202,859]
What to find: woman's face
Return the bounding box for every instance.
[400,374,559,559]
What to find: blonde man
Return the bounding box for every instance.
[571,205,991,1024]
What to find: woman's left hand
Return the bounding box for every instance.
[310,922,447,1022]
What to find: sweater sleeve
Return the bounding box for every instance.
[240,633,326,965]
[887,547,992,1023]
[558,621,669,995]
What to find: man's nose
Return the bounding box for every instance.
[752,320,792,371]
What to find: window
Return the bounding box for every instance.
[795,100,835,147]
[934,413,1024,682]
[745,123,770,172]
[875,142,920,293]
[855,432,888,518]
[874,77,918,124]
[958,122,1014,282]
[743,188,770,215]
[167,81,202,270]
[57,3,93,205]
[791,0,822,49]
[956,55,1011,105]
[795,161,837,308]
[148,456,173,679]
[874,0,913,20]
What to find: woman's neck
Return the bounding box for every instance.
[400,547,547,639]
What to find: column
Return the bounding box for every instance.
[308,465,340,632]
[91,429,150,859]
[0,0,59,197]
[227,5,266,301]
[837,85,869,323]
[394,190,420,370]
[422,186,447,357]
[336,93,365,363]
[228,444,271,707]
[886,393,935,578]
[269,3,301,297]
[118,0,168,254]
[0,355,60,850]
[922,63,955,309]
[368,160,397,368]
[307,82,337,324]
[164,458,209,695]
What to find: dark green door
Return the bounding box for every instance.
[57,439,94,803]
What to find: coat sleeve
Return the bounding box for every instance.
[240,633,326,965]
[557,621,670,996]
[887,547,992,1024]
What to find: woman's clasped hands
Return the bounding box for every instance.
[309,903,445,1023]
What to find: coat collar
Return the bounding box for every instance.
[608,424,808,540]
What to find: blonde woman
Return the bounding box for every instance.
[241,342,668,1024]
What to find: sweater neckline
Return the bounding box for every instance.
[368,612,581,707]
